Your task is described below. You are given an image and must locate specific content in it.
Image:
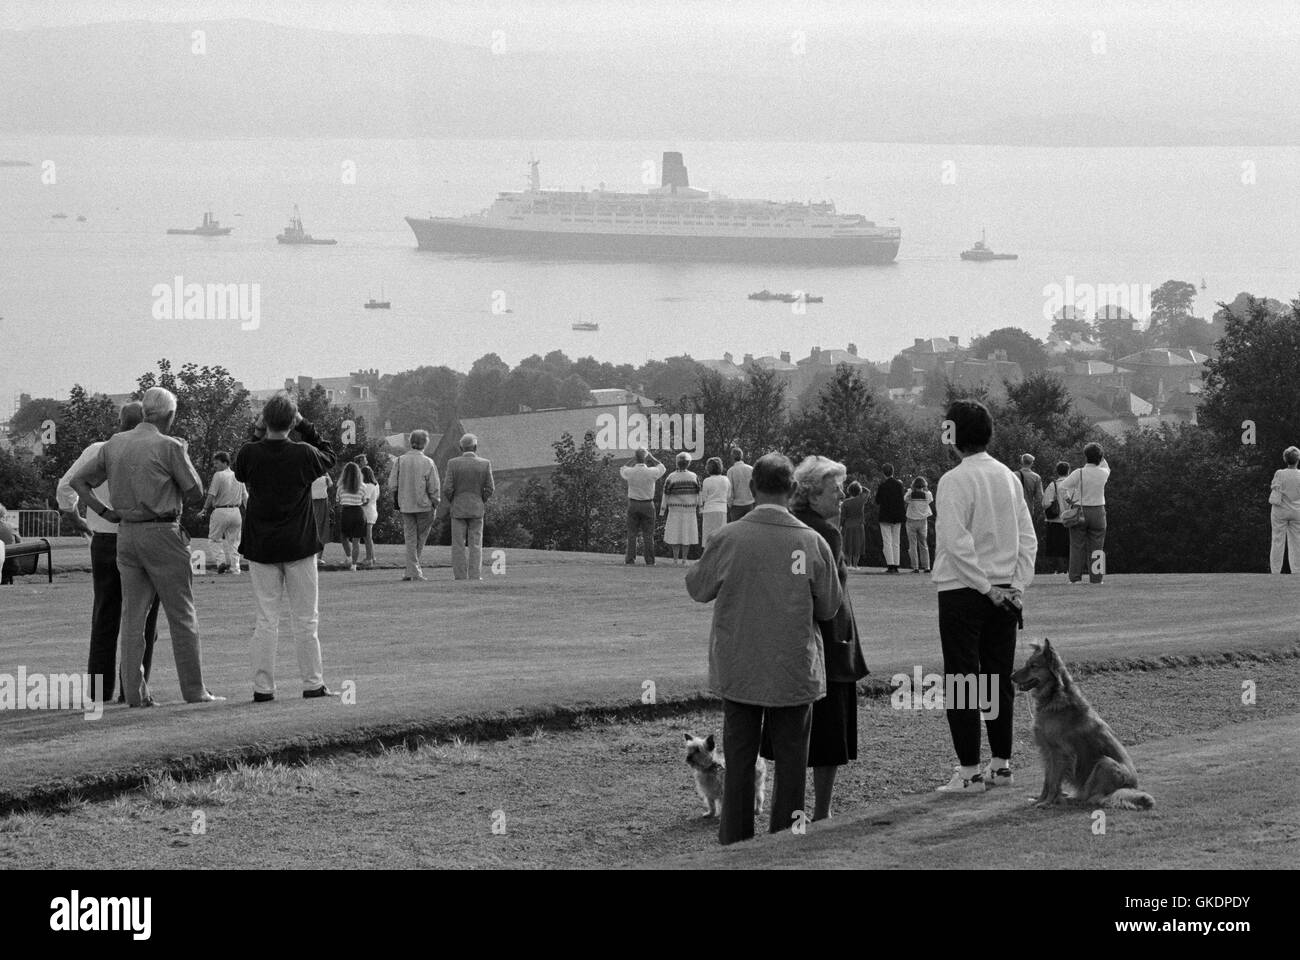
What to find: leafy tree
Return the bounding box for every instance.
[460,353,512,416]
[969,327,1049,374]
[1094,305,1147,360]
[1050,307,1092,340]
[786,364,894,476]
[527,431,624,553]
[671,365,788,464]
[377,365,463,433]
[638,355,707,406]
[1148,280,1197,331]
[43,385,119,483]
[0,446,49,511]
[7,397,61,440]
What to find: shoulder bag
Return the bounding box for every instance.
[1060,469,1087,528]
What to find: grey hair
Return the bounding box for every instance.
[459,433,478,451]
[1020,453,1035,466]
[409,429,429,450]
[790,455,847,511]
[1285,446,1300,466]
[675,451,691,467]
[142,386,177,421]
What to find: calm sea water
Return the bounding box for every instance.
[1,137,1297,403]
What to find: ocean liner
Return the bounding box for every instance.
[405,152,900,264]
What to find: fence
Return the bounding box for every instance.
[16,509,61,538]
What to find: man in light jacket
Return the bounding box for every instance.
[442,433,495,580]
[387,429,441,581]
[686,453,841,845]
[931,400,1037,793]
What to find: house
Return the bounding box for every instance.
[431,403,657,499]
[1047,360,1135,396]
[941,351,1024,398]
[900,336,965,374]
[587,388,656,407]
[1044,335,1109,359]
[1115,348,1208,399]
[286,369,382,425]
[698,353,747,380]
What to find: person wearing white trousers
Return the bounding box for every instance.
[1269,446,1300,574]
[249,557,324,696]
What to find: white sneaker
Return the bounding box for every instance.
[984,764,1014,788]
[936,768,987,794]
[348,564,356,571]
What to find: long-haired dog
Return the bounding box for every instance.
[683,733,767,818]
[1011,639,1155,810]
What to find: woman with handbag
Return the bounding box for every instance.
[761,456,869,821]
[1041,460,1071,574]
[1057,443,1110,584]
[1268,446,1300,573]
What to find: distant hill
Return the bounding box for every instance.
[2,19,1297,145]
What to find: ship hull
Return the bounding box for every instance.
[167,228,232,236]
[277,237,338,245]
[405,217,899,264]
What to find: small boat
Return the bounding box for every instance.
[748,289,782,301]
[961,228,1017,261]
[572,321,599,331]
[1200,277,1207,291]
[750,289,822,303]
[76,215,86,222]
[277,205,337,245]
[364,285,390,309]
[167,212,232,236]
[51,212,68,219]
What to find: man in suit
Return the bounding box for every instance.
[443,433,496,580]
[70,387,224,706]
[57,401,161,703]
[1017,453,1045,569]
[875,463,907,573]
[387,429,441,581]
[685,453,841,845]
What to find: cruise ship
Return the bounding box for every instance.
[405,152,900,264]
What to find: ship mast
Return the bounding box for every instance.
[528,158,540,192]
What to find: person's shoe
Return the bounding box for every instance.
[232,567,242,575]
[129,697,157,708]
[348,563,356,571]
[936,768,986,793]
[253,691,275,703]
[216,563,229,574]
[402,575,413,581]
[303,685,340,699]
[984,764,1014,788]
[188,692,227,703]
[415,574,428,582]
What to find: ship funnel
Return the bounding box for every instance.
[661,152,690,192]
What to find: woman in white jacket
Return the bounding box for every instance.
[1268,446,1300,574]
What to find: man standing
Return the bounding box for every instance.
[70,387,223,706]
[932,400,1037,793]
[235,393,339,702]
[685,453,841,844]
[443,433,495,580]
[875,463,906,573]
[620,447,664,565]
[201,451,247,574]
[57,402,161,703]
[725,447,755,522]
[1017,453,1044,570]
[388,429,441,581]
[310,470,333,566]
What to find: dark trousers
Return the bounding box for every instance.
[937,587,1017,767]
[1068,506,1107,582]
[727,503,755,523]
[719,699,812,845]
[624,500,656,564]
[89,532,160,702]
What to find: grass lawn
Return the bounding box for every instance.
[0,658,1295,869]
[2,540,1299,811]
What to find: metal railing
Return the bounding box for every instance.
[16,509,61,538]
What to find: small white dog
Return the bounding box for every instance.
[683,732,767,818]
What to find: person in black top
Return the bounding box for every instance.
[875,463,907,573]
[234,393,338,703]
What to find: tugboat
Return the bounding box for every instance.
[76,214,86,222]
[571,321,599,331]
[167,212,232,236]
[749,289,823,303]
[364,285,390,309]
[1200,277,1207,291]
[960,228,1017,261]
[748,289,782,301]
[277,205,337,245]
[51,212,68,219]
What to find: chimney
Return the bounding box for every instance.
[723,351,733,364]
[811,346,822,363]
[914,338,925,348]
[847,342,858,356]
[743,353,754,365]
[661,152,689,192]
[780,351,791,364]
[949,336,960,345]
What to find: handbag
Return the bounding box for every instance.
[1044,479,1061,520]
[1060,470,1086,528]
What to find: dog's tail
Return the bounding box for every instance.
[1102,788,1155,810]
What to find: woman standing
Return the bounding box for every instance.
[904,476,933,573]
[699,457,731,550]
[360,465,380,569]
[660,452,701,565]
[1268,446,1300,573]
[761,456,868,821]
[1041,460,1070,574]
[840,481,866,569]
[335,462,370,571]
[1058,442,1111,584]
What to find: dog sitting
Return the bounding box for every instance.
[683,733,768,818]
[1011,639,1155,810]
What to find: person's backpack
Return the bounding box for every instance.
[1044,479,1061,520]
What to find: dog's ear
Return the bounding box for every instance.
[705,734,715,751]
[1028,640,1043,654]
[683,732,693,742]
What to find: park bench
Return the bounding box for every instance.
[0,539,53,584]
